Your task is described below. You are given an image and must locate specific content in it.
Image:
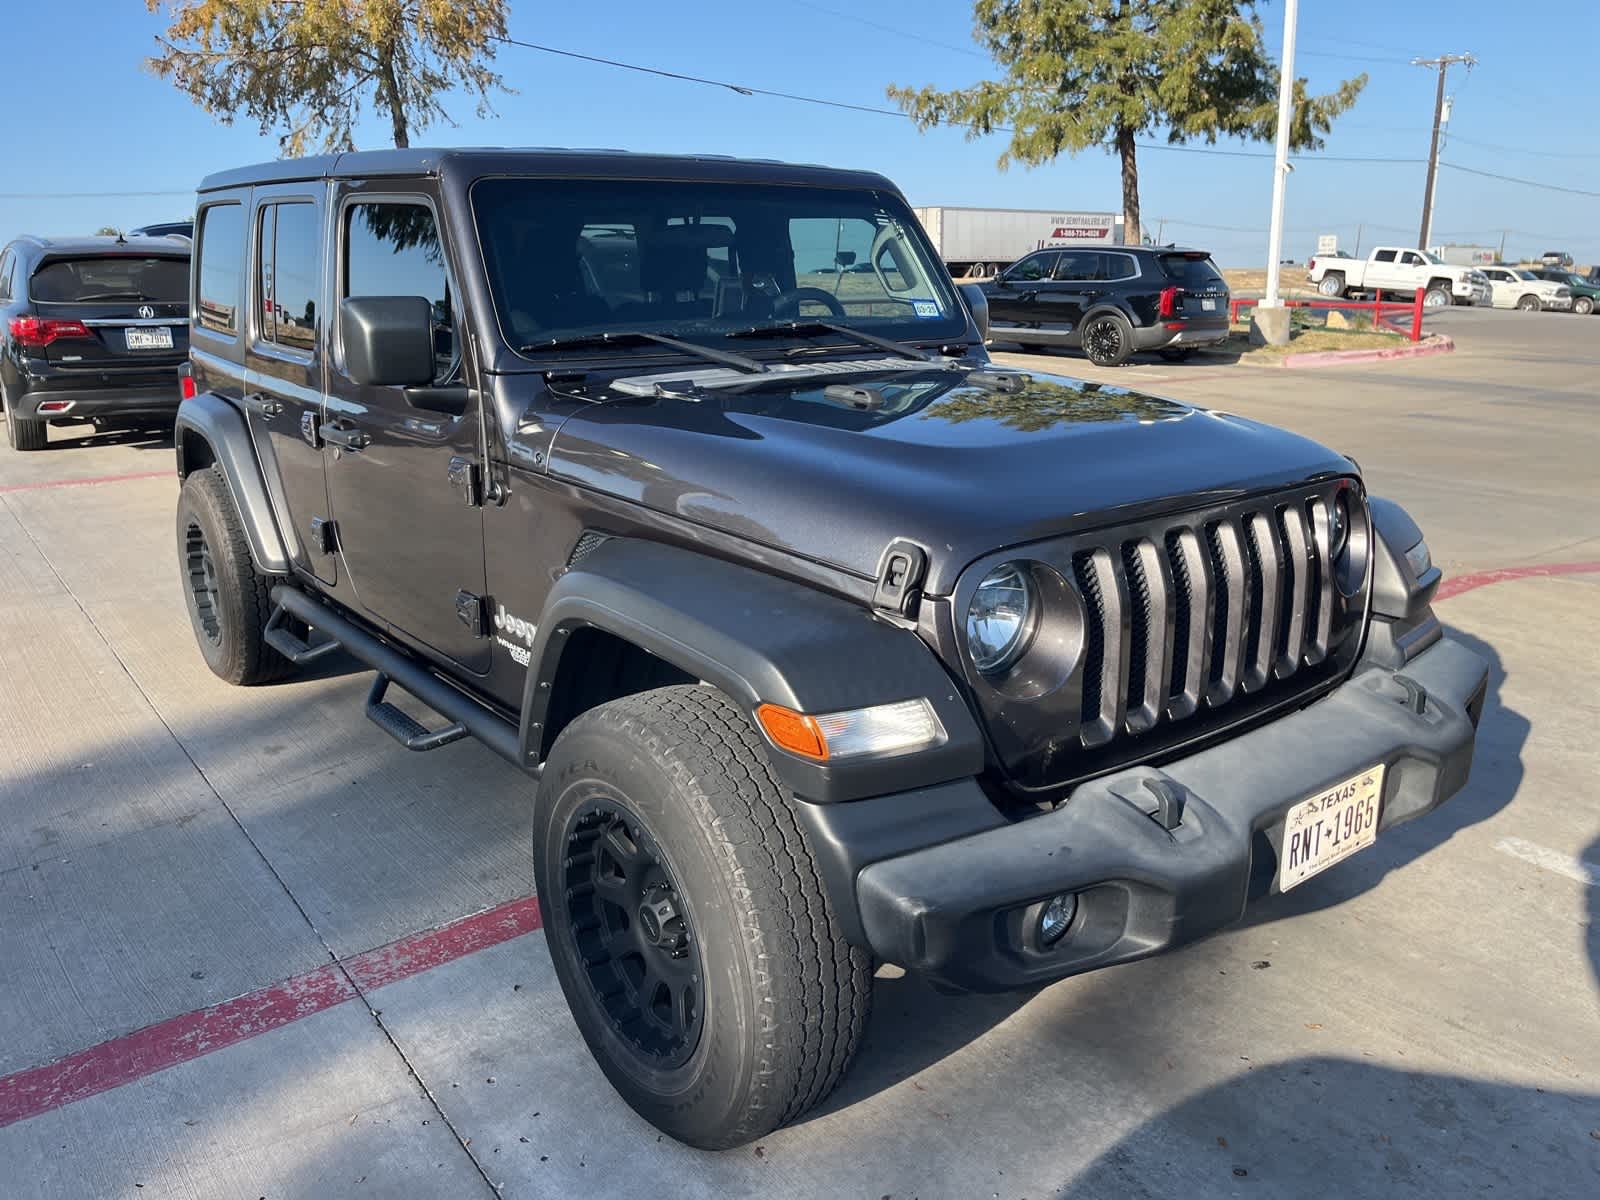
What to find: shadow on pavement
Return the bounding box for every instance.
[1055,1057,1598,1198]
[46,425,174,453]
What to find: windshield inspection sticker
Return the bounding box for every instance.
[912,299,940,318]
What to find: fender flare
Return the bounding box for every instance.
[174,393,290,574]
[518,538,985,803]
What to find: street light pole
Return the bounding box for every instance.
[1260,0,1299,316]
[1414,53,1475,251]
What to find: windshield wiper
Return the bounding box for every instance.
[73,291,153,301]
[518,330,765,374]
[724,320,935,362]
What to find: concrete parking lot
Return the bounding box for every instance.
[2,308,1597,1198]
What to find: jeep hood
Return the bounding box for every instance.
[545,365,1354,595]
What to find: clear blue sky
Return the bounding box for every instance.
[4,0,1596,267]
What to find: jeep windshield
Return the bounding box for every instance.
[470,177,966,360]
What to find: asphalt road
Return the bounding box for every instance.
[1,307,1596,1198]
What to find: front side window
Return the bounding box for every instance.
[344,201,454,383]
[470,177,964,354]
[197,203,245,333]
[1007,253,1056,283]
[257,202,319,353]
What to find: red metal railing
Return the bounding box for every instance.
[1229,288,1427,342]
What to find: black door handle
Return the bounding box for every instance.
[245,393,283,420]
[322,422,370,452]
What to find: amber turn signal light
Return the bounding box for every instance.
[755,703,828,761]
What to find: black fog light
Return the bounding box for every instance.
[1037,892,1079,946]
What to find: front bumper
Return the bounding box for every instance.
[1544,297,1573,311]
[854,635,1489,992]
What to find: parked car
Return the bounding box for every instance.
[174,147,1487,1151]
[979,245,1229,365]
[0,234,189,450]
[1539,250,1573,268]
[1309,246,1489,307]
[1478,265,1574,312]
[1527,267,1598,315]
[128,220,194,240]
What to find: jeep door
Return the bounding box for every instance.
[243,187,337,583]
[321,187,490,673]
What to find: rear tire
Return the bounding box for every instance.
[534,685,872,1149]
[1516,294,1541,312]
[1317,273,1345,298]
[3,390,48,451]
[175,465,294,685]
[1081,311,1135,367]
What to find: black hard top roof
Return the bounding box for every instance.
[197,146,898,194]
[7,234,191,259]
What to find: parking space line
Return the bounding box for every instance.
[0,896,540,1129]
[1434,560,1600,601]
[0,469,172,494]
[1493,837,1600,888]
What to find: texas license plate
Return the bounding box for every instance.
[125,326,173,350]
[1277,764,1385,891]
[1201,298,1217,311]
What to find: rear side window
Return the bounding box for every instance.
[0,250,13,301]
[1373,249,1397,263]
[344,201,455,383]
[197,203,245,333]
[29,256,188,304]
[1054,251,1104,281]
[1102,253,1138,280]
[1159,254,1226,289]
[257,202,319,353]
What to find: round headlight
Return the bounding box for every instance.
[1329,492,1350,559]
[967,562,1035,674]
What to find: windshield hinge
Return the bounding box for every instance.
[448,455,483,507]
[874,539,928,619]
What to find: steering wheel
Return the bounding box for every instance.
[772,287,847,319]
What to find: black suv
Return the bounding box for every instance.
[981,244,1230,365]
[0,235,189,450]
[173,148,1487,1150]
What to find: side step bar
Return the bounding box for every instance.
[269,586,522,767]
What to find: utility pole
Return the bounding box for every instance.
[1256,0,1298,345]
[1413,53,1475,251]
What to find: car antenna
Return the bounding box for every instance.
[115,231,127,244]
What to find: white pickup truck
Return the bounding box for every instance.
[1308,247,1490,308]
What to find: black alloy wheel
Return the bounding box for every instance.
[561,798,704,1068]
[184,520,223,647]
[1083,314,1132,366]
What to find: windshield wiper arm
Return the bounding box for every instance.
[519,330,765,374]
[724,320,935,362]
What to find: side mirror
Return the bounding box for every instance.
[957,282,990,342]
[835,250,858,268]
[340,295,435,388]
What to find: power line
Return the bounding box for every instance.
[787,1,986,59]
[1445,133,1600,160]
[1439,161,1600,199]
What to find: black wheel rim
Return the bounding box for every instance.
[1085,318,1124,363]
[184,520,223,646]
[562,798,705,1069]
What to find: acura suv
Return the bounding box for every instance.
[981,244,1230,366]
[0,234,190,450]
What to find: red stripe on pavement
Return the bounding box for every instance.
[0,896,541,1129]
[0,469,172,494]
[1435,560,1600,601]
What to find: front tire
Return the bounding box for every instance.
[1516,294,1541,312]
[1423,283,1452,309]
[175,465,294,685]
[1574,295,1594,316]
[1081,312,1135,367]
[534,685,872,1149]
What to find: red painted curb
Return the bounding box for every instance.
[0,469,172,495]
[1279,334,1454,369]
[1435,560,1600,601]
[0,896,541,1129]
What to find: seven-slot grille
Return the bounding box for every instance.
[1068,492,1343,749]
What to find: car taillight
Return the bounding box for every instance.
[1158,286,1183,318]
[178,364,197,401]
[8,316,92,347]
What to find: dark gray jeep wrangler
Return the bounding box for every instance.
[173,148,1488,1149]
